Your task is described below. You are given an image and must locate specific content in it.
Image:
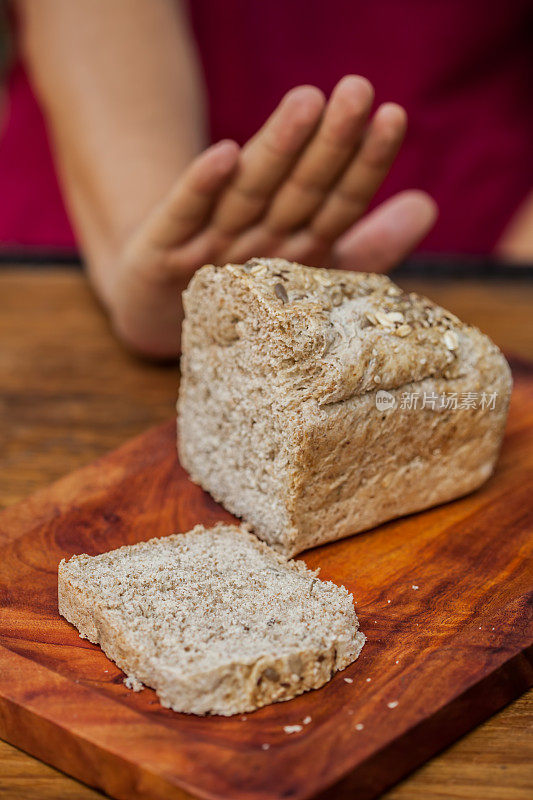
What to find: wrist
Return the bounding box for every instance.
[105,256,184,360]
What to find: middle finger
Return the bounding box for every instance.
[264,75,374,234]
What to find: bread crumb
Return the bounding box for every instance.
[284,725,303,734]
[355,723,364,731]
[261,743,270,750]
[303,716,312,725]
[344,677,353,684]
[387,701,399,709]
[124,674,143,692]
[412,585,419,590]
[241,715,247,721]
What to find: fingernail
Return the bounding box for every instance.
[213,139,239,165]
[338,74,374,95]
[376,103,407,123]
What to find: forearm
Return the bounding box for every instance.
[17,0,207,304]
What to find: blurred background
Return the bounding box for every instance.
[0,0,532,265]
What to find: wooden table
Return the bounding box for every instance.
[0,266,532,800]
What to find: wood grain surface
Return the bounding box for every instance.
[0,368,532,800]
[0,267,532,800]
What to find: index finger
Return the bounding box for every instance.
[143,140,239,249]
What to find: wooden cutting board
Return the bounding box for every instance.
[0,363,532,800]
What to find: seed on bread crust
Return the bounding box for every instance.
[274,283,289,303]
[395,324,412,337]
[444,330,459,350]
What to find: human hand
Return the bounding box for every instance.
[109,75,437,357]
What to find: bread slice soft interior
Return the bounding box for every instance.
[58,523,364,716]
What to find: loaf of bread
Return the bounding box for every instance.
[178,259,512,556]
[58,524,364,716]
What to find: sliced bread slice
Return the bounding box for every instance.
[58,523,365,716]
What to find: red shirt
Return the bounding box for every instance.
[1,0,532,254]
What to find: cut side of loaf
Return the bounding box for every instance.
[58,524,364,716]
[178,258,512,556]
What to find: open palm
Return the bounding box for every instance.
[113,76,437,357]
